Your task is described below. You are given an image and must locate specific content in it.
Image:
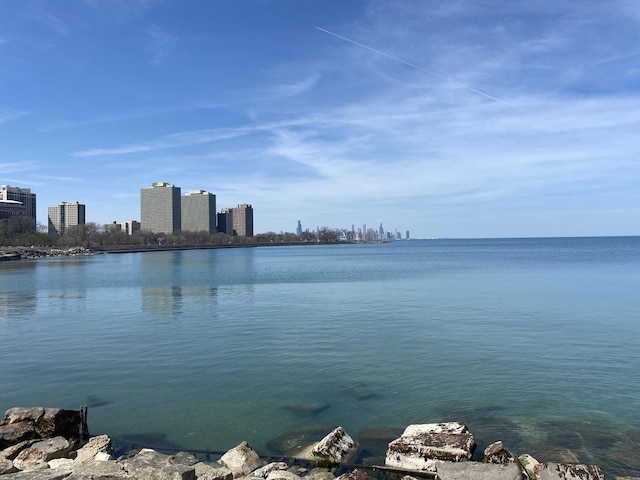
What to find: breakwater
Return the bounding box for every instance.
[0,407,612,479]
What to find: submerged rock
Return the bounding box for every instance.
[282,404,330,417]
[266,426,334,456]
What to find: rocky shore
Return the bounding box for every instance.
[1,407,626,480]
[0,247,94,260]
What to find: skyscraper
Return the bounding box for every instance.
[48,201,86,235]
[181,190,216,233]
[140,182,181,234]
[296,220,302,236]
[0,185,37,232]
[231,204,253,237]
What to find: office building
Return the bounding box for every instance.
[48,201,86,235]
[181,190,216,233]
[0,185,37,232]
[217,208,233,235]
[296,220,302,236]
[140,182,181,234]
[231,204,253,237]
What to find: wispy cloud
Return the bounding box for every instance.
[27,5,69,35]
[147,24,177,68]
[0,108,28,125]
[274,74,321,98]
[72,118,316,157]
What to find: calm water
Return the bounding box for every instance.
[1,238,640,476]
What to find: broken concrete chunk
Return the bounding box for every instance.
[385,422,475,470]
[534,462,605,480]
[311,427,356,464]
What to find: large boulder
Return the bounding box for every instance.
[253,462,289,478]
[219,441,262,477]
[66,458,130,480]
[433,460,525,480]
[74,434,113,464]
[1,407,81,449]
[0,456,18,475]
[194,461,234,480]
[12,436,71,471]
[311,427,357,464]
[0,422,38,449]
[120,448,196,480]
[385,422,475,470]
[534,463,605,480]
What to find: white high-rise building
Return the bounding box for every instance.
[48,201,86,235]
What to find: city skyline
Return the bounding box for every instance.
[2,1,639,238]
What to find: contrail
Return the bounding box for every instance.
[315,26,525,112]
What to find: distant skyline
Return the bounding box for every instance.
[2,1,640,238]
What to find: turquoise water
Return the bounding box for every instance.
[1,237,640,476]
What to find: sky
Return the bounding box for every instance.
[1,0,640,239]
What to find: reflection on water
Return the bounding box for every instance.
[142,286,218,316]
[0,291,36,318]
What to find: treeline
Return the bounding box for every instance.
[0,221,341,248]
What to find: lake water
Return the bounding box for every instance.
[1,237,639,477]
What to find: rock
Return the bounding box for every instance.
[433,460,525,480]
[385,422,475,470]
[36,408,82,439]
[483,441,518,464]
[0,469,73,480]
[48,457,75,472]
[0,456,18,474]
[13,436,71,471]
[67,458,130,479]
[345,383,376,401]
[1,407,81,448]
[534,463,605,480]
[121,448,196,480]
[4,408,45,425]
[0,439,39,460]
[74,434,113,463]
[312,427,357,464]
[336,468,376,480]
[306,467,336,480]
[265,471,302,480]
[167,451,199,466]
[517,454,540,479]
[266,426,333,456]
[220,441,262,477]
[253,461,289,478]
[0,422,38,449]
[195,461,234,480]
[282,404,330,417]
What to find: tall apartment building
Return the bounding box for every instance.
[231,204,253,237]
[217,208,233,235]
[181,190,216,233]
[0,185,37,232]
[48,201,86,235]
[122,220,141,235]
[140,182,181,234]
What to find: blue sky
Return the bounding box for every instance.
[1,0,639,238]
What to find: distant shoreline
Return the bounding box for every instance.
[0,241,373,260]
